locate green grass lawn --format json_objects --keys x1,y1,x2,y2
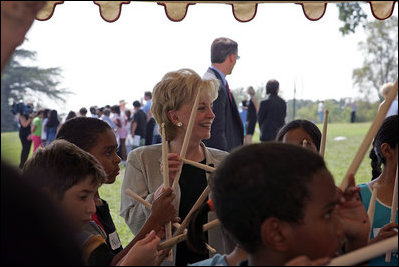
[
  {"x1": 250, "y1": 122, "x2": 372, "y2": 185},
  {"x1": 1, "y1": 122, "x2": 373, "y2": 247},
  {"x1": 1, "y1": 132, "x2": 33, "y2": 168}
]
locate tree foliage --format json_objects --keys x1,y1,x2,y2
[
  {"x1": 336, "y1": 3, "x2": 398, "y2": 101},
  {"x1": 1, "y1": 49, "x2": 72, "y2": 132},
  {"x1": 336, "y1": 2, "x2": 368, "y2": 36},
  {"x1": 352, "y1": 16, "x2": 398, "y2": 101}
]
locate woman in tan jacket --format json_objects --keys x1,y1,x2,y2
[{"x1": 120, "y1": 68, "x2": 231, "y2": 265}]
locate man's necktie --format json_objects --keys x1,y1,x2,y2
[{"x1": 226, "y1": 81, "x2": 232, "y2": 102}]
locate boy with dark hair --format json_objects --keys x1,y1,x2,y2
[
  {"x1": 211, "y1": 142, "x2": 370, "y2": 265},
  {"x1": 2, "y1": 161, "x2": 84, "y2": 265},
  {"x1": 56, "y1": 117, "x2": 177, "y2": 265},
  {"x1": 23, "y1": 139, "x2": 163, "y2": 266},
  {"x1": 23, "y1": 140, "x2": 110, "y2": 264}
]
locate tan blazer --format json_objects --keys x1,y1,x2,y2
[{"x1": 120, "y1": 142, "x2": 229, "y2": 262}]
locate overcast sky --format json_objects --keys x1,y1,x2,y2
[{"x1": 20, "y1": 1, "x2": 395, "y2": 116}]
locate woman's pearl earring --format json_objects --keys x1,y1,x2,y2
[{"x1": 177, "y1": 122, "x2": 183, "y2": 127}]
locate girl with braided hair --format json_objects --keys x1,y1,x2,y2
[{"x1": 358, "y1": 115, "x2": 398, "y2": 266}]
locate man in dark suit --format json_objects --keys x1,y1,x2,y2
[{"x1": 203, "y1": 37, "x2": 244, "y2": 152}]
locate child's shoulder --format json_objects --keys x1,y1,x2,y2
[
  {"x1": 357, "y1": 182, "x2": 372, "y2": 207},
  {"x1": 357, "y1": 183, "x2": 370, "y2": 189},
  {"x1": 357, "y1": 182, "x2": 372, "y2": 196},
  {"x1": 189, "y1": 253, "x2": 227, "y2": 266},
  {"x1": 77, "y1": 229, "x2": 113, "y2": 266},
  {"x1": 81, "y1": 221, "x2": 107, "y2": 241}
]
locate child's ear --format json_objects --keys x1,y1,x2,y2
[
  {"x1": 260, "y1": 217, "x2": 291, "y2": 252},
  {"x1": 380, "y1": 143, "x2": 394, "y2": 160}
]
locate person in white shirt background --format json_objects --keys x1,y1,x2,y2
[{"x1": 378, "y1": 82, "x2": 398, "y2": 118}]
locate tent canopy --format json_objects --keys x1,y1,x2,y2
[{"x1": 36, "y1": 1, "x2": 397, "y2": 23}]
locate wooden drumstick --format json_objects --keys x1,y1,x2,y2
[
  {"x1": 367, "y1": 183, "x2": 381, "y2": 240},
  {"x1": 173, "y1": 185, "x2": 211, "y2": 237},
  {"x1": 125, "y1": 188, "x2": 180, "y2": 233},
  {"x1": 158, "y1": 219, "x2": 221, "y2": 250},
  {"x1": 161, "y1": 123, "x2": 170, "y2": 189},
  {"x1": 340, "y1": 79, "x2": 398, "y2": 191},
  {"x1": 320, "y1": 109, "x2": 329, "y2": 157},
  {"x1": 161, "y1": 123, "x2": 173, "y2": 261},
  {"x1": 180, "y1": 157, "x2": 215, "y2": 172},
  {"x1": 125, "y1": 188, "x2": 152, "y2": 209},
  {"x1": 205, "y1": 243, "x2": 217, "y2": 253},
  {"x1": 328, "y1": 235, "x2": 398, "y2": 266},
  {"x1": 385, "y1": 164, "x2": 398, "y2": 262},
  {"x1": 172, "y1": 88, "x2": 201, "y2": 192}
]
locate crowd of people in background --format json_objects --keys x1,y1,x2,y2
[
  {"x1": 16, "y1": 107, "x2": 61, "y2": 168},
  {"x1": 14, "y1": 92, "x2": 163, "y2": 169},
  {"x1": 14, "y1": 55, "x2": 398, "y2": 171}
]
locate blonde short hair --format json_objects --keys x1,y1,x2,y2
[
  {"x1": 246, "y1": 86, "x2": 255, "y2": 96},
  {"x1": 380, "y1": 82, "x2": 394, "y2": 98},
  {"x1": 151, "y1": 68, "x2": 218, "y2": 141}
]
